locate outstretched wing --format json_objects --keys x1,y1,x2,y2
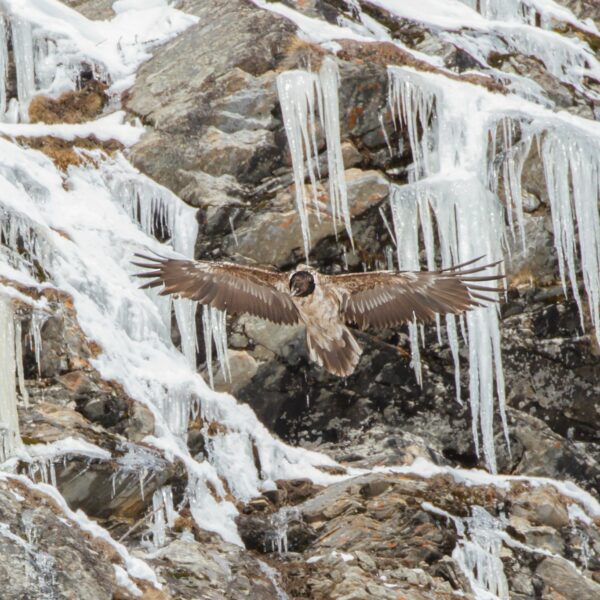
[
  {"x1": 133, "y1": 253, "x2": 300, "y2": 325},
  {"x1": 329, "y1": 258, "x2": 504, "y2": 329}
]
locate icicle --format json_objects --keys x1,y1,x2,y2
[
  {"x1": 389, "y1": 184, "x2": 423, "y2": 385},
  {"x1": 30, "y1": 311, "x2": 45, "y2": 377},
  {"x1": 0, "y1": 17, "x2": 8, "y2": 118},
  {"x1": 11, "y1": 17, "x2": 35, "y2": 122},
  {"x1": 202, "y1": 306, "x2": 230, "y2": 388},
  {"x1": 277, "y1": 59, "x2": 352, "y2": 259},
  {"x1": 173, "y1": 299, "x2": 198, "y2": 371},
  {"x1": 265, "y1": 507, "x2": 299, "y2": 554},
  {"x1": 320, "y1": 57, "x2": 353, "y2": 247},
  {"x1": 0, "y1": 295, "x2": 21, "y2": 462},
  {"x1": 276, "y1": 70, "x2": 322, "y2": 259},
  {"x1": 14, "y1": 319, "x2": 29, "y2": 408},
  {"x1": 229, "y1": 210, "x2": 240, "y2": 246},
  {"x1": 161, "y1": 485, "x2": 176, "y2": 528},
  {"x1": 151, "y1": 488, "x2": 166, "y2": 548}
]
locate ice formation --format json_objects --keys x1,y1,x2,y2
[
  {"x1": 0, "y1": 296, "x2": 21, "y2": 462},
  {"x1": 0, "y1": 0, "x2": 196, "y2": 122},
  {"x1": 0, "y1": 0, "x2": 347, "y2": 559},
  {"x1": 386, "y1": 57, "x2": 600, "y2": 472},
  {"x1": 423, "y1": 502, "x2": 509, "y2": 600},
  {"x1": 0, "y1": 2, "x2": 597, "y2": 593},
  {"x1": 388, "y1": 67, "x2": 508, "y2": 473},
  {"x1": 0, "y1": 127, "x2": 342, "y2": 547},
  {"x1": 276, "y1": 56, "x2": 352, "y2": 259}
]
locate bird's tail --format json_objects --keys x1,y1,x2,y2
[{"x1": 305, "y1": 325, "x2": 362, "y2": 377}]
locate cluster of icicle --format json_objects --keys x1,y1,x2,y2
[
  {"x1": 274, "y1": 2, "x2": 600, "y2": 474},
  {"x1": 276, "y1": 56, "x2": 353, "y2": 259},
  {"x1": 386, "y1": 65, "x2": 600, "y2": 473}
]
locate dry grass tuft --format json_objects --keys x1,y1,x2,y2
[
  {"x1": 15, "y1": 135, "x2": 123, "y2": 171},
  {"x1": 278, "y1": 36, "x2": 327, "y2": 72},
  {"x1": 28, "y1": 80, "x2": 108, "y2": 125}
]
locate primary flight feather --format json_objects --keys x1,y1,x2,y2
[{"x1": 133, "y1": 253, "x2": 504, "y2": 377}]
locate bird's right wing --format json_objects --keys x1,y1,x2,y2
[{"x1": 133, "y1": 253, "x2": 300, "y2": 325}]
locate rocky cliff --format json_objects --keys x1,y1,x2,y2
[{"x1": 0, "y1": 0, "x2": 599, "y2": 598}]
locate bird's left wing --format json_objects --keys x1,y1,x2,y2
[
  {"x1": 328, "y1": 258, "x2": 504, "y2": 329},
  {"x1": 133, "y1": 253, "x2": 300, "y2": 325}
]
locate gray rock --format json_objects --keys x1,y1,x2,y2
[{"x1": 537, "y1": 556, "x2": 600, "y2": 600}]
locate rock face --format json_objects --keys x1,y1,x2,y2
[
  {"x1": 2, "y1": 0, "x2": 600, "y2": 598},
  {"x1": 237, "y1": 470, "x2": 600, "y2": 600}
]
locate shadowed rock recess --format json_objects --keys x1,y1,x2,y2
[{"x1": 1, "y1": 0, "x2": 600, "y2": 598}]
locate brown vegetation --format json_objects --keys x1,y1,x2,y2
[
  {"x1": 28, "y1": 80, "x2": 108, "y2": 125},
  {"x1": 14, "y1": 135, "x2": 123, "y2": 170},
  {"x1": 277, "y1": 36, "x2": 327, "y2": 72}
]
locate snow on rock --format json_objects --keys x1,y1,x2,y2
[{"x1": 0, "y1": 111, "x2": 144, "y2": 145}]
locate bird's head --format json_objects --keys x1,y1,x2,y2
[{"x1": 289, "y1": 270, "x2": 315, "y2": 297}]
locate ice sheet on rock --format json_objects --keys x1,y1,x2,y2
[
  {"x1": 0, "y1": 135, "x2": 344, "y2": 545},
  {"x1": 371, "y1": 0, "x2": 600, "y2": 99},
  {"x1": 423, "y1": 502, "x2": 509, "y2": 600},
  {"x1": 458, "y1": 0, "x2": 599, "y2": 32},
  {"x1": 0, "y1": 295, "x2": 21, "y2": 463},
  {"x1": 0, "y1": 471, "x2": 159, "y2": 589},
  {"x1": 98, "y1": 153, "x2": 199, "y2": 370}
]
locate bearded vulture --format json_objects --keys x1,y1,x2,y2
[{"x1": 133, "y1": 253, "x2": 503, "y2": 377}]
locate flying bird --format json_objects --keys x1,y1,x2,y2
[{"x1": 133, "y1": 253, "x2": 504, "y2": 377}]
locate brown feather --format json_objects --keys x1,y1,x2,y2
[
  {"x1": 133, "y1": 253, "x2": 300, "y2": 325},
  {"x1": 328, "y1": 259, "x2": 505, "y2": 329}
]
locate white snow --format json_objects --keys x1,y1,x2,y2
[
  {"x1": 0, "y1": 111, "x2": 144, "y2": 145},
  {"x1": 25, "y1": 437, "x2": 112, "y2": 462},
  {"x1": 375, "y1": 456, "x2": 600, "y2": 521}
]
